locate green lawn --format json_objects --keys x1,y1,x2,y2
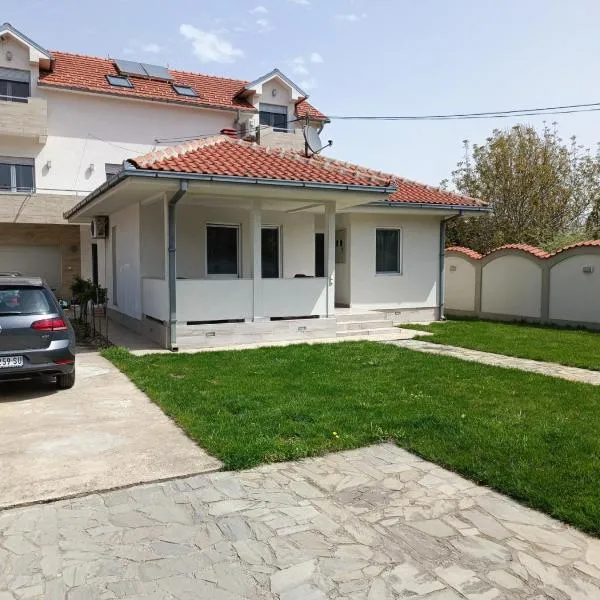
[
  {"x1": 402, "y1": 319, "x2": 600, "y2": 371},
  {"x1": 104, "y1": 342, "x2": 600, "y2": 535}
]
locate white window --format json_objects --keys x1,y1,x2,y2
[
  {"x1": 376, "y1": 229, "x2": 401, "y2": 274},
  {"x1": 0, "y1": 157, "x2": 35, "y2": 193},
  {"x1": 259, "y1": 103, "x2": 288, "y2": 132},
  {"x1": 261, "y1": 226, "x2": 281, "y2": 278},
  {"x1": 206, "y1": 225, "x2": 240, "y2": 277},
  {"x1": 0, "y1": 67, "x2": 30, "y2": 103}
]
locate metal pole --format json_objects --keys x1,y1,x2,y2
[{"x1": 167, "y1": 180, "x2": 189, "y2": 351}]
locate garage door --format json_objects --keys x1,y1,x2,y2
[{"x1": 0, "y1": 246, "x2": 62, "y2": 291}]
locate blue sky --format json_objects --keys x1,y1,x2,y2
[{"x1": 6, "y1": 0, "x2": 600, "y2": 187}]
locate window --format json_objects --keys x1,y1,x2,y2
[
  {"x1": 261, "y1": 227, "x2": 280, "y2": 278},
  {"x1": 0, "y1": 158, "x2": 35, "y2": 193},
  {"x1": 172, "y1": 84, "x2": 197, "y2": 97},
  {"x1": 259, "y1": 103, "x2": 288, "y2": 132},
  {"x1": 106, "y1": 75, "x2": 133, "y2": 88},
  {"x1": 105, "y1": 163, "x2": 121, "y2": 182},
  {"x1": 0, "y1": 67, "x2": 30, "y2": 103},
  {"x1": 206, "y1": 225, "x2": 239, "y2": 277},
  {"x1": 0, "y1": 287, "x2": 52, "y2": 315},
  {"x1": 376, "y1": 229, "x2": 401, "y2": 274}
]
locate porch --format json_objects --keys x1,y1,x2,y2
[{"x1": 130, "y1": 182, "x2": 339, "y2": 349}]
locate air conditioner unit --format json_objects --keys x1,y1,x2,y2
[{"x1": 91, "y1": 216, "x2": 109, "y2": 239}]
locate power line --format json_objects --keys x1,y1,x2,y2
[{"x1": 326, "y1": 102, "x2": 600, "y2": 121}]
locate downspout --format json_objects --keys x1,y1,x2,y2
[
  {"x1": 438, "y1": 211, "x2": 462, "y2": 320},
  {"x1": 168, "y1": 180, "x2": 189, "y2": 351}
]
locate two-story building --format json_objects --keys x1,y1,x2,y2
[{"x1": 0, "y1": 23, "x2": 326, "y2": 300}]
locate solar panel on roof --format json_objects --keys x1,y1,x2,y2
[
  {"x1": 114, "y1": 58, "x2": 147, "y2": 77},
  {"x1": 141, "y1": 63, "x2": 172, "y2": 81}
]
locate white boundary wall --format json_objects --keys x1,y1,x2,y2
[{"x1": 444, "y1": 244, "x2": 600, "y2": 328}]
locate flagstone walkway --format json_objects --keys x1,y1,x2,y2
[
  {"x1": 2, "y1": 443, "x2": 599, "y2": 599},
  {"x1": 391, "y1": 339, "x2": 600, "y2": 386}
]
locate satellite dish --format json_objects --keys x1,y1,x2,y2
[{"x1": 303, "y1": 126, "x2": 332, "y2": 157}]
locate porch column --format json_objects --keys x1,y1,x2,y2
[
  {"x1": 250, "y1": 200, "x2": 264, "y2": 320},
  {"x1": 324, "y1": 202, "x2": 336, "y2": 317}
]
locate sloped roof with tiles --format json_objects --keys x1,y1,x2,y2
[
  {"x1": 130, "y1": 137, "x2": 487, "y2": 207},
  {"x1": 129, "y1": 136, "x2": 394, "y2": 187},
  {"x1": 38, "y1": 51, "x2": 327, "y2": 120}
]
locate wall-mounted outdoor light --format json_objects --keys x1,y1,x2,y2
[{"x1": 582, "y1": 265, "x2": 594, "y2": 274}]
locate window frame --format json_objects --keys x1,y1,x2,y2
[
  {"x1": 375, "y1": 227, "x2": 402, "y2": 275},
  {"x1": 205, "y1": 223, "x2": 241, "y2": 279},
  {"x1": 106, "y1": 75, "x2": 134, "y2": 88},
  {"x1": 172, "y1": 84, "x2": 198, "y2": 97},
  {"x1": 261, "y1": 225, "x2": 282, "y2": 279},
  {"x1": 0, "y1": 157, "x2": 35, "y2": 194},
  {"x1": 0, "y1": 68, "x2": 31, "y2": 103},
  {"x1": 259, "y1": 103, "x2": 289, "y2": 133}
]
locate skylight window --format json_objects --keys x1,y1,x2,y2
[
  {"x1": 172, "y1": 84, "x2": 197, "y2": 97},
  {"x1": 106, "y1": 75, "x2": 133, "y2": 88}
]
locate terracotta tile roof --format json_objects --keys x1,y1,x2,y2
[
  {"x1": 487, "y1": 244, "x2": 551, "y2": 259},
  {"x1": 549, "y1": 239, "x2": 600, "y2": 257},
  {"x1": 130, "y1": 136, "x2": 395, "y2": 188},
  {"x1": 38, "y1": 51, "x2": 327, "y2": 121},
  {"x1": 445, "y1": 246, "x2": 483, "y2": 259},
  {"x1": 304, "y1": 156, "x2": 486, "y2": 208}
]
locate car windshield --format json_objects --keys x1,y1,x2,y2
[{"x1": 0, "y1": 287, "x2": 53, "y2": 316}]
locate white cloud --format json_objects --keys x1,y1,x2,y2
[
  {"x1": 179, "y1": 24, "x2": 244, "y2": 63},
  {"x1": 256, "y1": 18, "x2": 273, "y2": 33},
  {"x1": 123, "y1": 40, "x2": 163, "y2": 57},
  {"x1": 309, "y1": 52, "x2": 323, "y2": 63},
  {"x1": 336, "y1": 13, "x2": 367, "y2": 22},
  {"x1": 141, "y1": 42, "x2": 161, "y2": 54},
  {"x1": 288, "y1": 0, "x2": 310, "y2": 4},
  {"x1": 299, "y1": 78, "x2": 317, "y2": 91},
  {"x1": 250, "y1": 5, "x2": 268, "y2": 13}
]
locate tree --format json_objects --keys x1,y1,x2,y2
[{"x1": 444, "y1": 124, "x2": 600, "y2": 253}]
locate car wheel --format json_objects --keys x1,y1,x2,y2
[{"x1": 56, "y1": 370, "x2": 76, "y2": 390}]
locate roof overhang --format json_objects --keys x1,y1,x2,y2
[
  {"x1": 359, "y1": 200, "x2": 491, "y2": 216},
  {"x1": 0, "y1": 23, "x2": 53, "y2": 69},
  {"x1": 238, "y1": 68, "x2": 308, "y2": 102},
  {"x1": 66, "y1": 169, "x2": 397, "y2": 223}
]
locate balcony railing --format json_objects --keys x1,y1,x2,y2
[{"x1": 0, "y1": 96, "x2": 48, "y2": 142}]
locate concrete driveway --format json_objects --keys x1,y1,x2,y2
[{"x1": 0, "y1": 351, "x2": 221, "y2": 509}]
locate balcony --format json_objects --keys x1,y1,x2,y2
[{"x1": 0, "y1": 97, "x2": 48, "y2": 143}]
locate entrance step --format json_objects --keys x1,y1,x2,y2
[
  {"x1": 336, "y1": 328, "x2": 402, "y2": 339},
  {"x1": 335, "y1": 312, "x2": 388, "y2": 323},
  {"x1": 337, "y1": 319, "x2": 394, "y2": 332}
]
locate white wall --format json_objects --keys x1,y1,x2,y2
[
  {"x1": 334, "y1": 213, "x2": 351, "y2": 305},
  {"x1": 481, "y1": 255, "x2": 542, "y2": 318},
  {"x1": 346, "y1": 213, "x2": 440, "y2": 309},
  {"x1": 445, "y1": 255, "x2": 476, "y2": 312},
  {"x1": 175, "y1": 204, "x2": 315, "y2": 279},
  {"x1": 107, "y1": 203, "x2": 141, "y2": 319},
  {"x1": 549, "y1": 255, "x2": 600, "y2": 324},
  {"x1": 140, "y1": 199, "x2": 165, "y2": 278},
  {"x1": 38, "y1": 91, "x2": 233, "y2": 196}
]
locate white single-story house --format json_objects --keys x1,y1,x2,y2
[{"x1": 66, "y1": 135, "x2": 488, "y2": 350}]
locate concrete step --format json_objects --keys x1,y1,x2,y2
[
  {"x1": 336, "y1": 327, "x2": 401, "y2": 338},
  {"x1": 335, "y1": 312, "x2": 386, "y2": 323},
  {"x1": 337, "y1": 319, "x2": 394, "y2": 332}
]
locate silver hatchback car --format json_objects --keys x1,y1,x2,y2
[{"x1": 0, "y1": 274, "x2": 76, "y2": 389}]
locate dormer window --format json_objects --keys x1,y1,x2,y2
[
  {"x1": 0, "y1": 68, "x2": 30, "y2": 103},
  {"x1": 106, "y1": 75, "x2": 133, "y2": 88},
  {"x1": 172, "y1": 84, "x2": 197, "y2": 97},
  {"x1": 259, "y1": 103, "x2": 288, "y2": 132}
]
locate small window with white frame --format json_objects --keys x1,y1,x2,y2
[
  {"x1": 206, "y1": 224, "x2": 240, "y2": 277},
  {"x1": 0, "y1": 157, "x2": 35, "y2": 193},
  {"x1": 0, "y1": 67, "x2": 30, "y2": 103},
  {"x1": 375, "y1": 228, "x2": 401, "y2": 274},
  {"x1": 259, "y1": 103, "x2": 288, "y2": 132}
]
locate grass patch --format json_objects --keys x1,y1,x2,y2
[
  {"x1": 103, "y1": 342, "x2": 600, "y2": 535},
  {"x1": 402, "y1": 318, "x2": 600, "y2": 371}
]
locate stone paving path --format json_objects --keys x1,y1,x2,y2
[
  {"x1": 2, "y1": 443, "x2": 600, "y2": 599},
  {"x1": 391, "y1": 339, "x2": 600, "y2": 386}
]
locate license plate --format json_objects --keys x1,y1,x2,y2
[{"x1": 0, "y1": 356, "x2": 23, "y2": 368}]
